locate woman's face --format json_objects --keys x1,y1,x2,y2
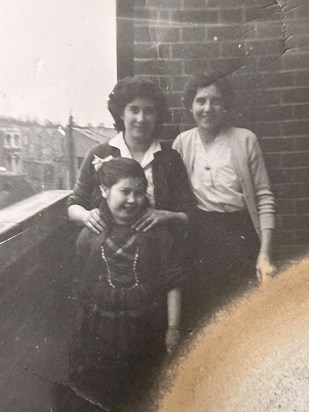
[
  {"x1": 121, "y1": 97, "x2": 157, "y2": 143},
  {"x1": 191, "y1": 84, "x2": 225, "y2": 134},
  {"x1": 101, "y1": 177, "x2": 146, "y2": 224}
]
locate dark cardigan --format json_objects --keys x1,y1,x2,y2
[{"x1": 67, "y1": 142, "x2": 197, "y2": 220}]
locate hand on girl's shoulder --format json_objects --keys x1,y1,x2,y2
[{"x1": 137, "y1": 224, "x2": 172, "y2": 241}]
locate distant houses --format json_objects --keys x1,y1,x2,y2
[
  {"x1": 0, "y1": 118, "x2": 116, "y2": 208},
  {"x1": 72, "y1": 125, "x2": 116, "y2": 169}
]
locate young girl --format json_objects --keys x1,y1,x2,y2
[{"x1": 68, "y1": 157, "x2": 183, "y2": 411}]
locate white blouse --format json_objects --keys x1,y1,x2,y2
[{"x1": 191, "y1": 130, "x2": 246, "y2": 212}]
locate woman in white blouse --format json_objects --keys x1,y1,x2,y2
[{"x1": 173, "y1": 72, "x2": 276, "y2": 329}]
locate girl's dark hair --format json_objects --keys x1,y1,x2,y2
[
  {"x1": 183, "y1": 72, "x2": 233, "y2": 111},
  {"x1": 107, "y1": 77, "x2": 168, "y2": 136},
  {"x1": 98, "y1": 157, "x2": 147, "y2": 190}
]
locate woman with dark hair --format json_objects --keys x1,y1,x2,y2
[
  {"x1": 67, "y1": 77, "x2": 195, "y2": 235},
  {"x1": 173, "y1": 72, "x2": 276, "y2": 329}
]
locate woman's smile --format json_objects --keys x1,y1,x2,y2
[
  {"x1": 133, "y1": 124, "x2": 147, "y2": 132},
  {"x1": 192, "y1": 84, "x2": 224, "y2": 133}
]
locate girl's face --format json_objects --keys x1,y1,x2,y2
[
  {"x1": 101, "y1": 177, "x2": 146, "y2": 224},
  {"x1": 121, "y1": 97, "x2": 157, "y2": 143},
  {"x1": 192, "y1": 84, "x2": 225, "y2": 134}
]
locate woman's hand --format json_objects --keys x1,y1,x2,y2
[
  {"x1": 165, "y1": 327, "x2": 181, "y2": 355},
  {"x1": 82, "y1": 208, "x2": 105, "y2": 234},
  {"x1": 132, "y1": 208, "x2": 172, "y2": 232},
  {"x1": 256, "y1": 253, "x2": 276, "y2": 284},
  {"x1": 257, "y1": 229, "x2": 276, "y2": 284}
]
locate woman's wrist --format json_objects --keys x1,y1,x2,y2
[
  {"x1": 258, "y1": 252, "x2": 272, "y2": 260},
  {"x1": 168, "y1": 211, "x2": 189, "y2": 225},
  {"x1": 257, "y1": 250, "x2": 273, "y2": 265},
  {"x1": 68, "y1": 205, "x2": 89, "y2": 226},
  {"x1": 168, "y1": 325, "x2": 180, "y2": 331},
  {"x1": 79, "y1": 209, "x2": 89, "y2": 224},
  {"x1": 259, "y1": 229, "x2": 274, "y2": 259}
]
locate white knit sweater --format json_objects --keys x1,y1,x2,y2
[{"x1": 173, "y1": 126, "x2": 276, "y2": 237}]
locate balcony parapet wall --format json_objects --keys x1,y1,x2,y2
[
  {"x1": 0, "y1": 191, "x2": 80, "y2": 410},
  {"x1": 0, "y1": 190, "x2": 72, "y2": 272}
]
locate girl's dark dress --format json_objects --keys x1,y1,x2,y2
[{"x1": 68, "y1": 222, "x2": 182, "y2": 411}]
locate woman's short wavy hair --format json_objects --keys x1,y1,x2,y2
[
  {"x1": 183, "y1": 72, "x2": 233, "y2": 112},
  {"x1": 107, "y1": 77, "x2": 168, "y2": 136}
]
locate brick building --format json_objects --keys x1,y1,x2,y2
[
  {"x1": 117, "y1": 0, "x2": 309, "y2": 261},
  {"x1": 0, "y1": 124, "x2": 67, "y2": 190}
]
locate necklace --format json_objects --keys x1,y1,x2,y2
[{"x1": 100, "y1": 245, "x2": 140, "y2": 289}]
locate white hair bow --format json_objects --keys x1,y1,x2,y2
[{"x1": 92, "y1": 155, "x2": 113, "y2": 171}]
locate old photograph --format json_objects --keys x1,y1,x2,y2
[{"x1": 0, "y1": 1, "x2": 309, "y2": 411}]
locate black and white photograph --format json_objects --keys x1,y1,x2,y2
[{"x1": 0, "y1": 1, "x2": 309, "y2": 411}]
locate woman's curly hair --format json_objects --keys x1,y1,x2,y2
[
  {"x1": 107, "y1": 77, "x2": 168, "y2": 136},
  {"x1": 183, "y1": 72, "x2": 233, "y2": 112}
]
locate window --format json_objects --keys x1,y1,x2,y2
[
  {"x1": 5, "y1": 154, "x2": 12, "y2": 171},
  {"x1": 13, "y1": 134, "x2": 21, "y2": 147},
  {"x1": 5, "y1": 134, "x2": 11, "y2": 147}
]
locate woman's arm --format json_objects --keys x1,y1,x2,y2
[
  {"x1": 68, "y1": 205, "x2": 104, "y2": 234},
  {"x1": 166, "y1": 287, "x2": 182, "y2": 354},
  {"x1": 67, "y1": 145, "x2": 105, "y2": 233},
  {"x1": 132, "y1": 209, "x2": 188, "y2": 232},
  {"x1": 249, "y1": 135, "x2": 276, "y2": 282}
]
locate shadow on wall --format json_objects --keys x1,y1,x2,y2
[{"x1": 155, "y1": 254, "x2": 309, "y2": 412}]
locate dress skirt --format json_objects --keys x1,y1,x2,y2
[
  {"x1": 68, "y1": 302, "x2": 166, "y2": 411},
  {"x1": 183, "y1": 209, "x2": 260, "y2": 334}
]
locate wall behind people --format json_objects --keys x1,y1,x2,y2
[{"x1": 130, "y1": 0, "x2": 309, "y2": 262}]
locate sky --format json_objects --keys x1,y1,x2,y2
[{"x1": 0, "y1": 0, "x2": 117, "y2": 127}]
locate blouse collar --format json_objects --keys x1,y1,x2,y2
[{"x1": 109, "y1": 132, "x2": 162, "y2": 168}]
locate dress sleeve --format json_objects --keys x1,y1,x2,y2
[
  {"x1": 153, "y1": 227, "x2": 185, "y2": 292},
  {"x1": 71, "y1": 227, "x2": 98, "y2": 301},
  {"x1": 249, "y1": 134, "x2": 276, "y2": 231},
  {"x1": 67, "y1": 146, "x2": 100, "y2": 210}
]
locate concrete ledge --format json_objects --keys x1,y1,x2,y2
[
  {"x1": 0, "y1": 190, "x2": 72, "y2": 271},
  {"x1": 0, "y1": 191, "x2": 77, "y2": 411},
  {"x1": 0, "y1": 190, "x2": 72, "y2": 236}
]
